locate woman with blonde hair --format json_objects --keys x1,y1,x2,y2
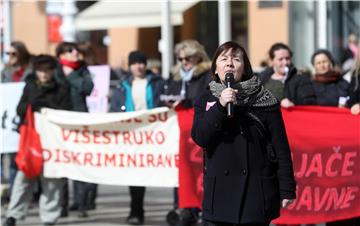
[
  {"x1": 162, "y1": 39, "x2": 211, "y2": 108},
  {"x1": 348, "y1": 43, "x2": 360, "y2": 115},
  {"x1": 163, "y1": 40, "x2": 211, "y2": 226}
]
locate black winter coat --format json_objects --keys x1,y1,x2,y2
[
  {"x1": 347, "y1": 73, "x2": 360, "y2": 107},
  {"x1": 258, "y1": 67, "x2": 316, "y2": 105},
  {"x1": 16, "y1": 75, "x2": 72, "y2": 126},
  {"x1": 191, "y1": 90, "x2": 296, "y2": 224},
  {"x1": 312, "y1": 78, "x2": 350, "y2": 106}
]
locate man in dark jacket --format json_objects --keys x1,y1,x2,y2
[
  {"x1": 110, "y1": 50, "x2": 164, "y2": 225},
  {"x1": 257, "y1": 43, "x2": 316, "y2": 107}
]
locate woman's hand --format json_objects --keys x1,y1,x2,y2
[
  {"x1": 219, "y1": 88, "x2": 238, "y2": 107},
  {"x1": 280, "y1": 98, "x2": 295, "y2": 108},
  {"x1": 350, "y1": 103, "x2": 360, "y2": 115},
  {"x1": 281, "y1": 199, "x2": 294, "y2": 208}
]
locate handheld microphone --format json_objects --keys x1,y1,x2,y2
[
  {"x1": 284, "y1": 66, "x2": 289, "y2": 77},
  {"x1": 225, "y1": 73, "x2": 234, "y2": 118}
]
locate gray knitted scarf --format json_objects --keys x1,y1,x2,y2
[{"x1": 209, "y1": 76, "x2": 278, "y2": 108}]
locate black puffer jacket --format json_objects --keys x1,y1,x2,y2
[
  {"x1": 257, "y1": 67, "x2": 316, "y2": 105},
  {"x1": 16, "y1": 75, "x2": 72, "y2": 126}
]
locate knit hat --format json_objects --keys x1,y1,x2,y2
[{"x1": 128, "y1": 50, "x2": 147, "y2": 66}]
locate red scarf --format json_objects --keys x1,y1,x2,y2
[
  {"x1": 60, "y1": 59, "x2": 81, "y2": 70},
  {"x1": 314, "y1": 70, "x2": 341, "y2": 84},
  {"x1": 12, "y1": 67, "x2": 26, "y2": 82}
]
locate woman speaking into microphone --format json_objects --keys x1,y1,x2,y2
[{"x1": 191, "y1": 41, "x2": 296, "y2": 226}]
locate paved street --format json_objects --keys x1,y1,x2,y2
[{"x1": 1, "y1": 184, "x2": 173, "y2": 226}]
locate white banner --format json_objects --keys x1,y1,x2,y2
[
  {"x1": 35, "y1": 107, "x2": 179, "y2": 187},
  {"x1": 0, "y1": 82, "x2": 25, "y2": 153},
  {"x1": 86, "y1": 65, "x2": 110, "y2": 113}
]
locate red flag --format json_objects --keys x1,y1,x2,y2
[{"x1": 177, "y1": 106, "x2": 203, "y2": 209}]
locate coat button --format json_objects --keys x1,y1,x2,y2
[
  {"x1": 121, "y1": 105, "x2": 126, "y2": 111},
  {"x1": 223, "y1": 170, "x2": 230, "y2": 176},
  {"x1": 242, "y1": 169, "x2": 247, "y2": 175}
]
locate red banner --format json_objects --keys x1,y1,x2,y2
[
  {"x1": 177, "y1": 106, "x2": 360, "y2": 224},
  {"x1": 177, "y1": 106, "x2": 203, "y2": 209}
]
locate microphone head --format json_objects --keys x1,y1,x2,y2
[
  {"x1": 284, "y1": 66, "x2": 289, "y2": 75},
  {"x1": 225, "y1": 73, "x2": 234, "y2": 83}
]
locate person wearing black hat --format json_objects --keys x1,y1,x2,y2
[{"x1": 109, "y1": 50, "x2": 165, "y2": 225}]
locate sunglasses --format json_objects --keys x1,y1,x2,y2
[
  {"x1": 64, "y1": 47, "x2": 78, "y2": 54},
  {"x1": 178, "y1": 56, "x2": 191, "y2": 62},
  {"x1": 6, "y1": 51, "x2": 17, "y2": 57}
]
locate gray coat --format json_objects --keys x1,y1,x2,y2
[
  {"x1": 55, "y1": 64, "x2": 94, "y2": 112},
  {"x1": 1, "y1": 66, "x2": 32, "y2": 83}
]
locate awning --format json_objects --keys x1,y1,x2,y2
[{"x1": 75, "y1": 0, "x2": 199, "y2": 30}]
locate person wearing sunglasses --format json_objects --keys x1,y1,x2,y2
[
  {"x1": 162, "y1": 39, "x2": 212, "y2": 109},
  {"x1": 1, "y1": 41, "x2": 33, "y2": 209},
  {"x1": 54, "y1": 42, "x2": 94, "y2": 219},
  {"x1": 1, "y1": 41, "x2": 32, "y2": 83},
  {"x1": 161, "y1": 40, "x2": 211, "y2": 226}
]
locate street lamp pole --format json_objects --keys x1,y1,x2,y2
[
  {"x1": 60, "y1": 0, "x2": 77, "y2": 42},
  {"x1": 160, "y1": 0, "x2": 173, "y2": 80},
  {"x1": 218, "y1": 0, "x2": 231, "y2": 45}
]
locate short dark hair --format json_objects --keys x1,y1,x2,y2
[
  {"x1": 269, "y1": 43, "x2": 293, "y2": 60},
  {"x1": 311, "y1": 49, "x2": 335, "y2": 66},
  {"x1": 55, "y1": 42, "x2": 78, "y2": 58},
  {"x1": 211, "y1": 41, "x2": 253, "y2": 82},
  {"x1": 33, "y1": 54, "x2": 57, "y2": 71}
]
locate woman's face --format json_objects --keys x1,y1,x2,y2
[
  {"x1": 178, "y1": 50, "x2": 199, "y2": 71},
  {"x1": 272, "y1": 49, "x2": 292, "y2": 76},
  {"x1": 215, "y1": 48, "x2": 244, "y2": 83},
  {"x1": 313, "y1": 53, "x2": 333, "y2": 74},
  {"x1": 7, "y1": 46, "x2": 19, "y2": 66},
  {"x1": 60, "y1": 47, "x2": 79, "y2": 62},
  {"x1": 36, "y1": 68, "x2": 54, "y2": 84}
]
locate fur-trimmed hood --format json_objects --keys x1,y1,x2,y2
[{"x1": 171, "y1": 61, "x2": 211, "y2": 81}]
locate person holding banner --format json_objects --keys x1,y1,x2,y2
[
  {"x1": 3, "y1": 54, "x2": 72, "y2": 226},
  {"x1": 1, "y1": 41, "x2": 33, "y2": 202},
  {"x1": 55, "y1": 42, "x2": 95, "y2": 218},
  {"x1": 110, "y1": 50, "x2": 164, "y2": 225},
  {"x1": 191, "y1": 41, "x2": 296, "y2": 226},
  {"x1": 310, "y1": 49, "x2": 350, "y2": 108},
  {"x1": 257, "y1": 43, "x2": 316, "y2": 108}
]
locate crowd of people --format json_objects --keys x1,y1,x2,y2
[{"x1": 0, "y1": 33, "x2": 359, "y2": 226}]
